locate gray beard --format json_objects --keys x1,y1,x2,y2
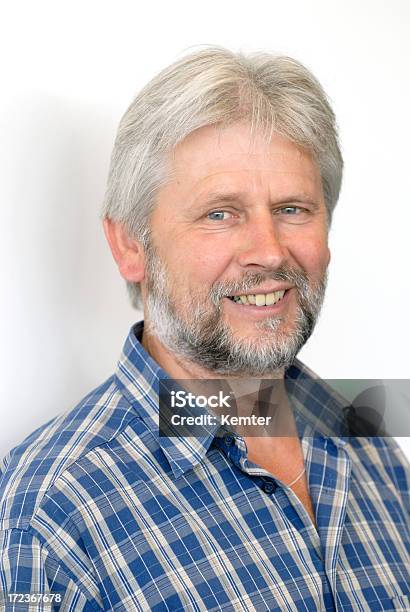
[{"x1": 144, "y1": 243, "x2": 327, "y2": 377}]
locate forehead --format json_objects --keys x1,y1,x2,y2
[{"x1": 167, "y1": 122, "x2": 322, "y2": 200}]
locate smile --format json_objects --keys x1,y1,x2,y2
[{"x1": 226, "y1": 290, "x2": 286, "y2": 307}]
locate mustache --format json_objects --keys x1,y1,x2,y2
[{"x1": 209, "y1": 266, "x2": 311, "y2": 305}]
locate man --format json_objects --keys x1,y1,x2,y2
[{"x1": 0, "y1": 48, "x2": 409, "y2": 611}]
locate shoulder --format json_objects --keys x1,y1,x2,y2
[
  {"x1": 353, "y1": 436, "x2": 410, "y2": 483},
  {"x1": 347, "y1": 436, "x2": 410, "y2": 514},
  {"x1": 0, "y1": 375, "x2": 140, "y2": 531}
]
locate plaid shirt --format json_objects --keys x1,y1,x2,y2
[{"x1": 1, "y1": 322, "x2": 409, "y2": 611}]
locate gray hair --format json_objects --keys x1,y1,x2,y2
[{"x1": 101, "y1": 46, "x2": 343, "y2": 309}]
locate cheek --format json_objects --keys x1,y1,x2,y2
[
  {"x1": 168, "y1": 238, "x2": 233, "y2": 286},
  {"x1": 291, "y1": 237, "x2": 330, "y2": 276}
]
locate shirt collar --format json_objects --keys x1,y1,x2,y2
[
  {"x1": 114, "y1": 321, "x2": 219, "y2": 479},
  {"x1": 114, "y1": 321, "x2": 347, "y2": 479},
  {"x1": 285, "y1": 360, "x2": 348, "y2": 448}
]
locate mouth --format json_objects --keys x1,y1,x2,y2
[{"x1": 226, "y1": 289, "x2": 287, "y2": 307}]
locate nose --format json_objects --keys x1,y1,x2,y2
[{"x1": 236, "y1": 211, "x2": 289, "y2": 271}]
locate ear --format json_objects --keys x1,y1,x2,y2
[{"x1": 103, "y1": 218, "x2": 145, "y2": 283}]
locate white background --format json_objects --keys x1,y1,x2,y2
[{"x1": 1, "y1": 0, "x2": 409, "y2": 459}]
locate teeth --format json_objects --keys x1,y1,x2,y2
[{"x1": 229, "y1": 290, "x2": 286, "y2": 306}]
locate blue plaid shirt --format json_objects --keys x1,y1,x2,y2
[{"x1": 1, "y1": 322, "x2": 409, "y2": 611}]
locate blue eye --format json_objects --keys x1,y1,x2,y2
[
  {"x1": 280, "y1": 206, "x2": 301, "y2": 215},
  {"x1": 207, "y1": 210, "x2": 229, "y2": 221}
]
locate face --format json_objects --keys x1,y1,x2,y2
[{"x1": 143, "y1": 122, "x2": 330, "y2": 376}]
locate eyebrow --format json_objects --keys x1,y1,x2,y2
[
  {"x1": 197, "y1": 191, "x2": 320, "y2": 209},
  {"x1": 197, "y1": 191, "x2": 246, "y2": 207}
]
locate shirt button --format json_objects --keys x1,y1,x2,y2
[
  {"x1": 262, "y1": 481, "x2": 276, "y2": 494},
  {"x1": 225, "y1": 435, "x2": 234, "y2": 447}
]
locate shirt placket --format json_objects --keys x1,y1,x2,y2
[
  {"x1": 305, "y1": 436, "x2": 352, "y2": 611},
  {"x1": 219, "y1": 433, "x2": 331, "y2": 610}
]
